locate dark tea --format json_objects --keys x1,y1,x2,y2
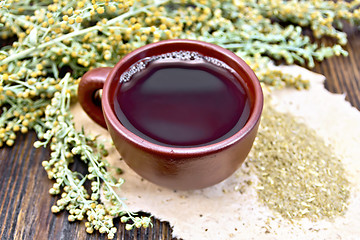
[{"x1": 114, "y1": 51, "x2": 250, "y2": 147}]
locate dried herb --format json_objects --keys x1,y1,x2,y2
[
  {"x1": 249, "y1": 101, "x2": 350, "y2": 220},
  {"x1": 34, "y1": 74, "x2": 151, "y2": 239}
]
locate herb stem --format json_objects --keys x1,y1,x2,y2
[{"x1": 0, "y1": 26, "x2": 99, "y2": 65}]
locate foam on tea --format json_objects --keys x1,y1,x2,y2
[{"x1": 114, "y1": 51, "x2": 250, "y2": 147}]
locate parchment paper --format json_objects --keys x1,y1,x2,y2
[{"x1": 72, "y1": 65, "x2": 360, "y2": 240}]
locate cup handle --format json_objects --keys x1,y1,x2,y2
[{"x1": 78, "y1": 67, "x2": 112, "y2": 128}]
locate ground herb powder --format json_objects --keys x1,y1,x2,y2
[{"x1": 248, "y1": 102, "x2": 350, "y2": 220}]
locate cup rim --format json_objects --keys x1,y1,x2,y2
[{"x1": 102, "y1": 39, "x2": 263, "y2": 157}]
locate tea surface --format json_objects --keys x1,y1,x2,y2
[{"x1": 114, "y1": 59, "x2": 250, "y2": 147}]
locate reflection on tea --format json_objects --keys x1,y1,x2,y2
[{"x1": 114, "y1": 52, "x2": 250, "y2": 147}]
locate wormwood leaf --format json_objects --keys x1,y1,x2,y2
[
  {"x1": 51, "y1": 62, "x2": 59, "y2": 79},
  {"x1": 28, "y1": 28, "x2": 38, "y2": 46}
]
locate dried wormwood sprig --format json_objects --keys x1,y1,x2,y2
[{"x1": 34, "y1": 73, "x2": 151, "y2": 239}]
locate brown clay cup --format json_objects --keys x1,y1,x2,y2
[{"x1": 78, "y1": 39, "x2": 263, "y2": 190}]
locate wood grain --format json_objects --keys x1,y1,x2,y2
[
  {"x1": 315, "y1": 25, "x2": 360, "y2": 110},
  {"x1": 0, "y1": 26, "x2": 359, "y2": 240}
]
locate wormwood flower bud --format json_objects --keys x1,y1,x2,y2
[
  {"x1": 134, "y1": 221, "x2": 142, "y2": 228},
  {"x1": 47, "y1": 171, "x2": 54, "y2": 179},
  {"x1": 88, "y1": 174, "x2": 96, "y2": 180},
  {"x1": 120, "y1": 216, "x2": 129, "y2": 223},
  {"x1": 21, "y1": 126, "x2": 28, "y2": 134},
  {"x1": 108, "y1": 232, "x2": 115, "y2": 239},
  {"x1": 91, "y1": 194, "x2": 99, "y2": 201},
  {"x1": 2, "y1": 73, "x2": 9, "y2": 81},
  {"x1": 141, "y1": 217, "x2": 151, "y2": 228},
  {"x1": 99, "y1": 226, "x2": 107, "y2": 233},
  {"x1": 51, "y1": 205, "x2": 60, "y2": 213},
  {"x1": 97, "y1": 7, "x2": 104, "y2": 14},
  {"x1": 34, "y1": 141, "x2": 43, "y2": 148},
  {"x1": 6, "y1": 139, "x2": 14, "y2": 146},
  {"x1": 71, "y1": 146, "x2": 81, "y2": 154},
  {"x1": 53, "y1": 183, "x2": 60, "y2": 189},
  {"x1": 49, "y1": 188, "x2": 57, "y2": 195},
  {"x1": 125, "y1": 224, "x2": 133, "y2": 231},
  {"x1": 75, "y1": 16, "x2": 82, "y2": 23},
  {"x1": 68, "y1": 215, "x2": 76, "y2": 222}
]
